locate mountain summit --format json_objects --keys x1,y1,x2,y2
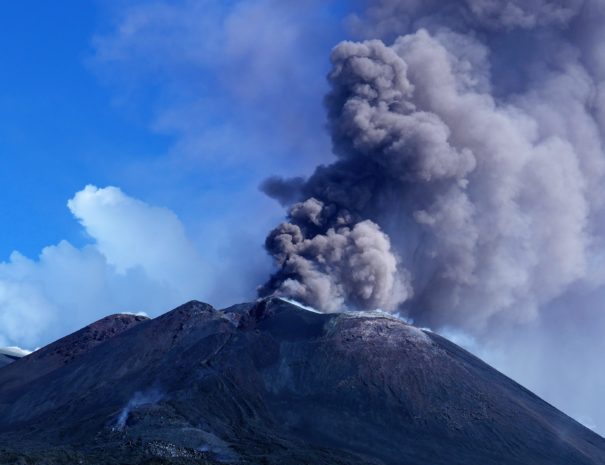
[{"x1": 0, "y1": 298, "x2": 603, "y2": 464}]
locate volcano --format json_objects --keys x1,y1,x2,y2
[{"x1": 0, "y1": 298, "x2": 603, "y2": 464}]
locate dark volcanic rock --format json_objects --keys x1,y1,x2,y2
[
  {"x1": 0, "y1": 298, "x2": 603, "y2": 465},
  {"x1": 0, "y1": 313, "x2": 149, "y2": 393}
]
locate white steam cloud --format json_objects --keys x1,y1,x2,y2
[{"x1": 0, "y1": 185, "x2": 207, "y2": 349}]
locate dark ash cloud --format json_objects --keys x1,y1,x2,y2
[
  {"x1": 260, "y1": 0, "x2": 605, "y2": 336},
  {"x1": 260, "y1": 176, "x2": 306, "y2": 206},
  {"x1": 259, "y1": 197, "x2": 411, "y2": 311}
]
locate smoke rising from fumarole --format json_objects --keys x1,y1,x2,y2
[
  {"x1": 114, "y1": 388, "x2": 164, "y2": 431},
  {"x1": 261, "y1": 0, "x2": 605, "y2": 334}
]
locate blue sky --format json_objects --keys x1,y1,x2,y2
[
  {"x1": 0, "y1": 0, "x2": 358, "y2": 348},
  {"x1": 0, "y1": 0, "x2": 353, "y2": 260},
  {"x1": 0, "y1": 1, "x2": 173, "y2": 257},
  {"x1": 1, "y1": 2, "x2": 116, "y2": 253}
]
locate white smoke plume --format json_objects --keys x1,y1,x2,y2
[
  {"x1": 261, "y1": 0, "x2": 605, "y2": 335},
  {"x1": 0, "y1": 185, "x2": 209, "y2": 349},
  {"x1": 114, "y1": 388, "x2": 165, "y2": 431}
]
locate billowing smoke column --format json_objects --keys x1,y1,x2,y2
[{"x1": 260, "y1": 0, "x2": 605, "y2": 334}]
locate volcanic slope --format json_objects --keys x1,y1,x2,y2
[{"x1": 0, "y1": 298, "x2": 603, "y2": 465}]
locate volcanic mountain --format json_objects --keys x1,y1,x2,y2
[{"x1": 0, "y1": 298, "x2": 603, "y2": 465}]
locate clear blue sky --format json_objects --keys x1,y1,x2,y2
[{"x1": 0, "y1": 1, "x2": 172, "y2": 257}]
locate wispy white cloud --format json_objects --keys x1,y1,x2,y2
[
  {"x1": 0, "y1": 346, "x2": 32, "y2": 357},
  {"x1": 91, "y1": 0, "x2": 339, "y2": 175}
]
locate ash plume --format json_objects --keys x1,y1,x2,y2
[
  {"x1": 259, "y1": 199, "x2": 411, "y2": 312},
  {"x1": 260, "y1": 0, "x2": 605, "y2": 334},
  {"x1": 349, "y1": 0, "x2": 586, "y2": 39}
]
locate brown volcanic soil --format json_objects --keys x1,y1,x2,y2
[{"x1": 0, "y1": 298, "x2": 603, "y2": 465}]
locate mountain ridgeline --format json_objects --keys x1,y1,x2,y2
[
  {"x1": 0, "y1": 298, "x2": 603, "y2": 464},
  {"x1": 0, "y1": 348, "x2": 24, "y2": 369}
]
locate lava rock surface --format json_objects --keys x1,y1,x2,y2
[{"x1": 0, "y1": 298, "x2": 603, "y2": 465}]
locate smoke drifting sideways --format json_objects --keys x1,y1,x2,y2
[{"x1": 260, "y1": 0, "x2": 605, "y2": 336}]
